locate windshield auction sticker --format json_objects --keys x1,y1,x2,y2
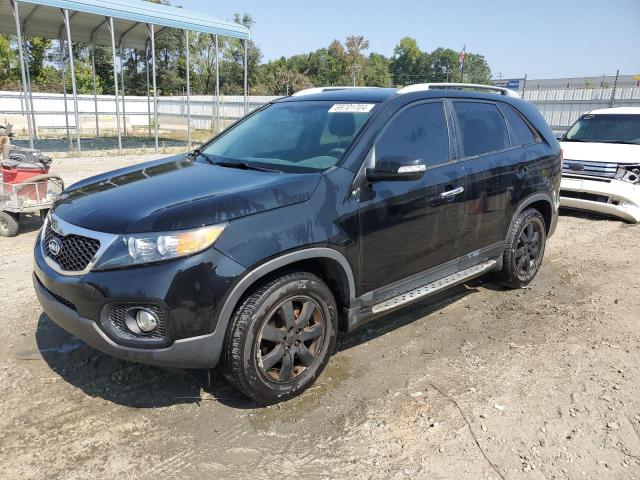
[{"x1": 329, "y1": 104, "x2": 375, "y2": 113}]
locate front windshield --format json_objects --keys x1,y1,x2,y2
[
  {"x1": 564, "y1": 114, "x2": 640, "y2": 144},
  {"x1": 202, "y1": 101, "x2": 375, "y2": 172}
]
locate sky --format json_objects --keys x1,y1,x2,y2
[{"x1": 176, "y1": 0, "x2": 639, "y2": 80}]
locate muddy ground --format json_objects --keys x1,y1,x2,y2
[{"x1": 1, "y1": 155, "x2": 639, "y2": 480}]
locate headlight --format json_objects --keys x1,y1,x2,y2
[{"x1": 93, "y1": 223, "x2": 227, "y2": 270}]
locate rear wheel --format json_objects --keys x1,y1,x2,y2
[
  {"x1": 222, "y1": 272, "x2": 338, "y2": 404},
  {"x1": 0, "y1": 212, "x2": 19, "y2": 237},
  {"x1": 496, "y1": 208, "x2": 546, "y2": 288}
]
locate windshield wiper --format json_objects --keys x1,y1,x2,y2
[
  {"x1": 188, "y1": 148, "x2": 215, "y2": 165},
  {"x1": 562, "y1": 138, "x2": 588, "y2": 142},
  {"x1": 214, "y1": 160, "x2": 281, "y2": 173}
]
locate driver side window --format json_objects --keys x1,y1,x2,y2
[{"x1": 376, "y1": 102, "x2": 450, "y2": 168}]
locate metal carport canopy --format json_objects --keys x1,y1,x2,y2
[{"x1": 0, "y1": 0, "x2": 250, "y2": 48}]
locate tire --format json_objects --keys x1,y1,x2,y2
[
  {"x1": 496, "y1": 208, "x2": 546, "y2": 289},
  {"x1": 222, "y1": 271, "x2": 338, "y2": 404},
  {"x1": 0, "y1": 211, "x2": 19, "y2": 237}
]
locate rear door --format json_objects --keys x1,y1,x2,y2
[
  {"x1": 358, "y1": 100, "x2": 466, "y2": 293},
  {"x1": 450, "y1": 100, "x2": 515, "y2": 265}
]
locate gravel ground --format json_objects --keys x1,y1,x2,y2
[{"x1": 1, "y1": 155, "x2": 639, "y2": 480}]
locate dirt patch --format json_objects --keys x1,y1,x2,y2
[{"x1": 1, "y1": 155, "x2": 639, "y2": 479}]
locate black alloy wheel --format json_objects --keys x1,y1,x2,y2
[
  {"x1": 514, "y1": 222, "x2": 542, "y2": 277},
  {"x1": 257, "y1": 296, "x2": 326, "y2": 383},
  {"x1": 497, "y1": 208, "x2": 547, "y2": 288},
  {"x1": 222, "y1": 271, "x2": 338, "y2": 404}
]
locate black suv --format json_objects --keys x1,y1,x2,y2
[{"x1": 34, "y1": 84, "x2": 561, "y2": 404}]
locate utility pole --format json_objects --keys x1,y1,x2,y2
[{"x1": 609, "y1": 69, "x2": 619, "y2": 108}]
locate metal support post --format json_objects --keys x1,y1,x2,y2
[
  {"x1": 215, "y1": 34, "x2": 220, "y2": 132},
  {"x1": 147, "y1": 23, "x2": 158, "y2": 152},
  {"x1": 119, "y1": 40, "x2": 127, "y2": 137},
  {"x1": 62, "y1": 8, "x2": 81, "y2": 152},
  {"x1": 610, "y1": 69, "x2": 619, "y2": 108},
  {"x1": 10, "y1": 0, "x2": 34, "y2": 148},
  {"x1": 90, "y1": 40, "x2": 100, "y2": 138},
  {"x1": 243, "y1": 38, "x2": 248, "y2": 115},
  {"x1": 107, "y1": 17, "x2": 122, "y2": 153},
  {"x1": 59, "y1": 36, "x2": 71, "y2": 147},
  {"x1": 184, "y1": 30, "x2": 191, "y2": 149},
  {"x1": 145, "y1": 41, "x2": 151, "y2": 138},
  {"x1": 21, "y1": 33, "x2": 37, "y2": 141}
]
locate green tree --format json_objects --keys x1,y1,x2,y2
[
  {"x1": 345, "y1": 35, "x2": 370, "y2": 86},
  {"x1": 428, "y1": 48, "x2": 459, "y2": 82},
  {"x1": 363, "y1": 53, "x2": 392, "y2": 87},
  {"x1": 192, "y1": 33, "x2": 219, "y2": 94},
  {"x1": 265, "y1": 67, "x2": 312, "y2": 95},
  {"x1": 26, "y1": 37, "x2": 51, "y2": 79},
  {"x1": 219, "y1": 14, "x2": 262, "y2": 94},
  {"x1": 0, "y1": 34, "x2": 18, "y2": 90},
  {"x1": 462, "y1": 53, "x2": 491, "y2": 83},
  {"x1": 391, "y1": 37, "x2": 424, "y2": 85}
]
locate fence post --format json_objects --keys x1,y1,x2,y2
[
  {"x1": 215, "y1": 34, "x2": 220, "y2": 133},
  {"x1": 62, "y1": 8, "x2": 81, "y2": 153},
  {"x1": 107, "y1": 17, "x2": 122, "y2": 153},
  {"x1": 10, "y1": 0, "x2": 34, "y2": 148},
  {"x1": 609, "y1": 69, "x2": 619, "y2": 108}
]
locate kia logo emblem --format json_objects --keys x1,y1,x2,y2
[{"x1": 48, "y1": 239, "x2": 62, "y2": 256}]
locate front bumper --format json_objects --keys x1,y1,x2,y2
[
  {"x1": 560, "y1": 176, "x2": 640, "y2": 223},
  {"x1": 33, "y1": 233, "x2": 246, "y2": 368},
  {"x1": 34, "y1": 274, "x2": 218, "y2": 368}
]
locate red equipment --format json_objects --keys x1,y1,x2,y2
[{"x1": 1, "y1": 149, "x2": 52, "y2": 200}]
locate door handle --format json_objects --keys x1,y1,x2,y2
[{"x1": 440, "y1": 186, "x2": 464, "y2": 198}]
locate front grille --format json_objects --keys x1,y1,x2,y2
[
  {"x1": 104, "y1": 304, "x2": 167, "y2": 341},
  {"x1": 560, "y1": 190, "x2": 609, "y2": 203},
  {"x1": 562, "y1": 160, "x2": 617, "y2": 180},
  {"x1": 43, "y1": 222, "x2": 100, "y2": 272}
]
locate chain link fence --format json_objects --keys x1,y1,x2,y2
[
  {"x1": 523, "y1": 86, "x2": 640, "y2": 131},
  {"x1": 0, "y1": 90, "x2": 279, "y2": 153},
  {"x1": 2, "y1": 84, "x2": 639, "y2": 152}
]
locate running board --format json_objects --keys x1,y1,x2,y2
[{"x1": 370, "y1": 259, "x2": 497, "y2": 314}]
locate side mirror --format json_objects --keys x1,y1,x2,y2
[
  {"x1": 366, "y1": 156, "x2": 426, "y2": 181},
  {"x1": 553, "y1": 131, "x2": 564, "y2": 141}
]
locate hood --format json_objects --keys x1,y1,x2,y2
[
  {"x1": 560, "y1": 141, "x2": 640, "y2": 164},
  {"x1": 52, "y1": 155, "x2": 321, "y2": 234}
]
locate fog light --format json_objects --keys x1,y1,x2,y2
[{"x1": 136, "y1": 309, "x2": 158, "y2": 333}]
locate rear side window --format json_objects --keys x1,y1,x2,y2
[
  {"x1": 452, "y1": 101, "x2": 509, "y2": 157},
  {"x1": 376, "y1": 102, "x2": 450, "y2": 168},
  {"x1": 499, "y1": 104, "x2": 537, "y2": 147}
]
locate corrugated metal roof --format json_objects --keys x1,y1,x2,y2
[{"x1": 0, "y1": 0, "x2": 249, "y2": 49}]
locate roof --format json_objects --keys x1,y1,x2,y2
[
  {"x1": 278, "y1": 88, "x2": 398, "y2": 103},
  {"x1": 586, "y1": 107, "x2": 640, "y2": 115},
  {"x1": 278, "y1": 86, "x2": 527, "y2": 104},
  {"x1": 0, "y1": 0, "x2": 250, "y2": 50}
]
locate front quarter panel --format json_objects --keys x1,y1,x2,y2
[{"x1": 214, "y1": 167, "x2": 360, "y2": 272}]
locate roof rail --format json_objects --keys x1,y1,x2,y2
[
  {"x1": 291, "y1": 86, "x2": 379, "y2": 97},
  {"x1": 396, "y1": 83, "x2": 520, "y2": 98}
]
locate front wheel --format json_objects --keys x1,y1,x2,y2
[
  {"x1": 222, "y1": 272, "x2": 338, "y2": 404},
  {"x1": 496, "y1": 208, "x2": 546, "y2": 288}
]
